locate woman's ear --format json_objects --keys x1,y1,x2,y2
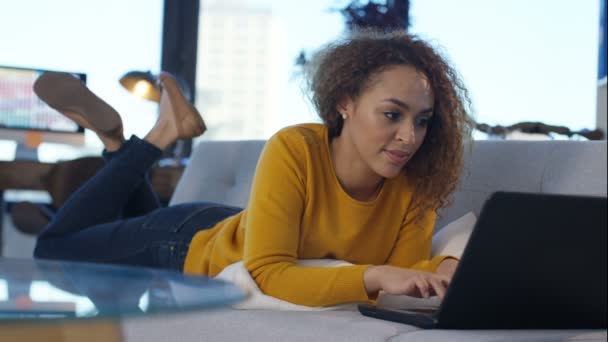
[{"x1": 336, "y1": 96, "x2": 354, "y2": 118}]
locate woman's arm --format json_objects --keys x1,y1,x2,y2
[
  {"x1": 375, "y1": 201, "x2": 459, "y2": 299},
  {"x1": 242, "y1": 130, "x2": 372, "y2": 307},
  {"x1": 386, "y1": 204, "x2": 454, "y2": 271},
  {"x1": 435, "y1": 257, "x2": 459, "y2": 278}
]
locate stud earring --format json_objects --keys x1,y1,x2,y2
[{"x1": 341, "y1": 113, "x2": 347, "y2": 120}]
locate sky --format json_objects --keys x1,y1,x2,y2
[
  {"x1": 409, "y1": 0, "x2": 601, "y2": 130},
  {"x1": 243, "y1": 0, "x2": 601, "y2": 131},
  {"x1": 0, "y1": 0, "x2": 602, "y2": 161}
]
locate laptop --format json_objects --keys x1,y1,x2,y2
[{"x1": 358, "y1": 191, "x2": 607, "y2": 329}]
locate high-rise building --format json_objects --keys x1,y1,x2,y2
[{"x1": 195, "y1": 0, "x2": 286, "y2": 141}]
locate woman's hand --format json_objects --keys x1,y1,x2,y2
[
  {"x1": 436, "y1": 258, "x2": 459, "y2": 278},
  {"x1": 364, "y1": 265, "x2": 451, "y2": 299}
]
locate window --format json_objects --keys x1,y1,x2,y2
[
  {"x1": 195, "y1": 0, "x2": 345, "y2": 141},
  {"x1": 0, "y1": 0, "x2": 163, "y2": 161},
  {"x1": 409, "y1": 0, "x2": 600, "y2": 136}
]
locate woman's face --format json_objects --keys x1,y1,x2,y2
[{"x1": 339, "y1": 65, "x2": 434, "y2": 179}]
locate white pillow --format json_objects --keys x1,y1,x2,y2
[{"x1": 431, "y1": 212, "x2": 477, "y2": 258}]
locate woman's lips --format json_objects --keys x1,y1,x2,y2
[{"x1": 384, "y1": 150, "x2": 411, "y2": 164}]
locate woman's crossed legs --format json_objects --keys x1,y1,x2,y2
[{"x1": 32, "y1": 72, "x2": 239, "y2": 271}]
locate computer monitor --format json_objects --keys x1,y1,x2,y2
[{"x1": 0, "y1": 65, "x2": 86, "y2": 159}]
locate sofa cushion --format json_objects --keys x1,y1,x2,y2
[
  {"x1": 540, "y1": 141, "x2": 607, "y2": 196},
  {"x1": 170, "y1": 140, "x2": 266, "y2": 208},
  {"x1": 390, "y1": 329, "x2": 607, "y2": 342},
  {"x1": 435, "y1": 141, "x2": 550, "y2": 229},
  {"x1": 123, "y1": 309, "x2": 419, "y2": 342},
  {"x1": 174, "y1": 140, "x2": 608, "y2": 230},
  {"x1": 122, "y1": 309, "x2": 607, "y2": 342},
  {"x1": 435, "y1": 141, "x2": 608, "y2": 230}
]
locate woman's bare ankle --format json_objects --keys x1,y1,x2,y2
[
  {"x1": 101, "y1": 138, "x2": 125, "y2": 152},
  {"x1": 144, "y1": 120, "x2": 177, "y2": 151},
  {"x1": 99, "y1": 128, "x2": 125, "y2": 152}
]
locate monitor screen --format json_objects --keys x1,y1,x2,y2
[
  {"x1": 0, "y1": 65, "x2": 86, "y2": 133},
  {"x1": 0, "y1": 65, "x2": 85, "y2": 147}
]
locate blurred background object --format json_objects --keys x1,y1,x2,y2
[{"x1": 475, "y1": 121, "x2": 605, "y2": 141}]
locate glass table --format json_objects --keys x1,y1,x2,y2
[{"x1": 0, "y1": 258, "x2": 246, "y2": 341}]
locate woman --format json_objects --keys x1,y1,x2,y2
[{"x1": 34, "y1": 30, "x2": 473, "y2": 307}]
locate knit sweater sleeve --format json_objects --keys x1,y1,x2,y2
[
  {"x1": 242, "y1": 130, "x2": 371, "y2": 307},
  {"x1": 386, "y1": 202, "x2": 452, "y2": 272}
]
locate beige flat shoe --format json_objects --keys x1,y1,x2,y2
[
  {"x1": 158, "y1": 72, "x2": 206, "y2": 138},
  {"x1": 33, "y1": 72, "x2": 122, "y2": 134}
]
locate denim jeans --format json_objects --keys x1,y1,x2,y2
[{"x1": 34, "y1": 136, "x2": 242, "y2": 272}]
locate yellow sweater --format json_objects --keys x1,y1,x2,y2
[{"x1": 184, "y1": 123, "x2": 449, "y2": 307}]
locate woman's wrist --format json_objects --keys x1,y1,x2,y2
[
  {"x1": 436, "y1": 258, "x2": 459, "y2": 277},
  {"x1": 363, "y1": 265, "x2": 383, "y2": 296}
]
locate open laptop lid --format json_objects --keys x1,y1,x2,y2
[{"x1": 436, "y1": 192, "x2": 607, "y2": 329}]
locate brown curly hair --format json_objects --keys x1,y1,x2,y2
[{"x1": 305, "y1": 29, "x2": 474, "y2": 217}]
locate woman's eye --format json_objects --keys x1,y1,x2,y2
[
  {"x1": 416, "y1": 117, "x2": 431, "y2": 127},
  {"x1": 384, "y1": 112, "x2": 400, "y2": 121}
]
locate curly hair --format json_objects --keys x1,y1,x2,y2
[{"x1": 305, "y1": 29, "x2": 474, "y2": 217}]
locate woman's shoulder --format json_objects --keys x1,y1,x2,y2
[
  {"x1": 270, "y1": 123, "x2": 327, "y2": 149},
  {"x1": 257, "y1": 124, "x2": 327, "y2": 179},
  {"x1": 273, "y1": 123, "x2": 326, "y2": 140}
]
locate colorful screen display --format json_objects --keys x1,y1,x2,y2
[{"x1": 0, "y1": 66, "x2": 84, "y2": 133}]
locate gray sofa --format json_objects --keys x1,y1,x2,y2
[
  {"x1": 1, "y1": 139, "x2": 606, "y2": 341},
  {"x1": 121, "y1": 139, "x2": 607, "y2": 342}
]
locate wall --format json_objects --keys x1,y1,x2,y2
[
  {"x1": 598, "y1": 83, "x2": 607, "y2": 137},
  {"x1": 598, "y1": 0, "x2": 607, "y2": 138}
]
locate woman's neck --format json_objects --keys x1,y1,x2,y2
[{"x1": 329, "y1": 134, "x2": 384, "y2": 201}]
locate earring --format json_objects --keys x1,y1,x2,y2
[{"x1": 341, "y1": 113, "x2": 347, "y2": 120}]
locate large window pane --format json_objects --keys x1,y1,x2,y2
[
  {"x1": 409, "y1": 0, "x2": 600, "y2": 134},
  {"x1": 195, "y1": 0, "x2": 344, "y2": 141},
  {"x1": 0, "y1": 0, "x2": 163, "y2": 161}
]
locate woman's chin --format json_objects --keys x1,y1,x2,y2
[{"x1": 377, "y1": 166, "x2": 405, "y2": 179}]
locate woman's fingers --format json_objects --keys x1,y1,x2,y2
[
  {"x1": 415, "y1": 274, "x2": 449, "y2": 299},
  {"x1": 436, "y1": 274, "x2": 451, "y2": 287},
  {"x1": 428, "y1": 277, "x2": 447, "y2": 299},
  {"x1": 414, "y1": 276, "x2": 430, "y2": 298},
  {"x1": 381, "y1": 267, "x2": 454, "y2": 298}
]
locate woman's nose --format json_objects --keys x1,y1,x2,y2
[{"x1": 396, "y1": 122, "x2": 416, "y2": 144}]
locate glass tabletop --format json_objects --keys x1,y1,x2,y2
[{"x1": 0, "y1": 258, "x2": 246, "y2": 321}]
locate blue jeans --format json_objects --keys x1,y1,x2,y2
[{"x1": 34, "y1": 136, "x2": 242, "y2": 272}]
